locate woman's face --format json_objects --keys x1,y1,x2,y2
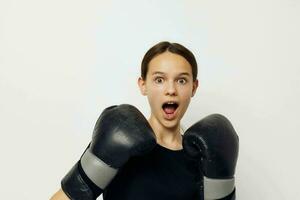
[{"x1": 138, "y1": 51, "x2": 198, "y2": 129}]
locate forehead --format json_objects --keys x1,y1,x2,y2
[{"x1": 147, "y1": 52, "x2": 192, "y2": 76}]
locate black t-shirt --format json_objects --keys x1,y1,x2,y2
[{"x1": 102, "y1": 142, "x2": 203, "y2": 200}]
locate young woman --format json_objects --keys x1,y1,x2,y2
[{"x1": 50, "y1": 41, "x2": 237, "y2": 200}]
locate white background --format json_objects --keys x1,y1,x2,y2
[{"x1": 1, "y1": 0, "x2": 299, "y2": 199}]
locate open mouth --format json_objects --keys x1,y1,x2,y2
[{"x1": 162, "y1": 101, "x2": 179, "y2": 117}]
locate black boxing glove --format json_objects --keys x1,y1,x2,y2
[
  {"x1": 61, "y1": 104, "x2": 157, "y2": 200},
  {"x1": 183, "y1": 114, "x2": 239, "y2": 200}
]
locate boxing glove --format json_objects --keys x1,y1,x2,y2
[
  {"x1": 61, "y1": 104, "x2": 157, "y2": 200},
  {"x1": 183, "y1": 114, "x2": 239, "y2": 200}
]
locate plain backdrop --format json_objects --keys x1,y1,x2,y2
[{"x1": 0, "y1": 0, "x2": 299, "y2": 199}]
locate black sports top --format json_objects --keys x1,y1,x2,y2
[{"x1": 101, "y1": 142, "x2": 203, "y2": 200}]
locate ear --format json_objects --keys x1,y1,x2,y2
[
  {"x1": 191, "y1": 79, "x2": 199, "y2": 97},
  {"x1": 138, "y1": 77, "x2": 147, "y2": 96}
]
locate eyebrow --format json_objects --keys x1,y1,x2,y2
[{"x1": 152, "y1": 71, "x2": 191, "y2": 76}]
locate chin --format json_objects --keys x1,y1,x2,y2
[{"x1": 161, "y1": 119, "x2": 180, "y2": 129}]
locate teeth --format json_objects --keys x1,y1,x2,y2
[
  {"x1": 167, "y1": 102, "x2": 175, "y2": 104},
  {"x1": 162, "y1": 101, "x2": 179, "y2": 109}
]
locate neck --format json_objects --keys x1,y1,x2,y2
[{"x1": 148, "y1": 115, "x2": 182, "y2": 149}]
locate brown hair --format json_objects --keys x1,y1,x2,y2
[{"x1": 141, "y1": 41, "x2": 198, "y2": 81}]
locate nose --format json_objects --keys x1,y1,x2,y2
[{"x1": 165, "y1": 81, "x2": 177, "y2": 96}]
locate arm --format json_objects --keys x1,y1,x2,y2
[
  {"x1": 50, "y1": 189, "x2": 70, "y2": 200},
  {"x1": 51, "y1": 104, "x2": 156, "y2": 200}
]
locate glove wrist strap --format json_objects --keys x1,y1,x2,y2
[
  {"x1": 204, "y1": 176, "x2": 235, "y2": 200},
  {"x1": 80, "y1": 148, "x2": 118, "y2": 189}
]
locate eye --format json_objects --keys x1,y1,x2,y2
[
  {"x1": 154, "y1": 77, "x2": 164, "y2": 84},
  {"x1": 177, "y1": 78, "x2": 187, "y2": 85}
]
